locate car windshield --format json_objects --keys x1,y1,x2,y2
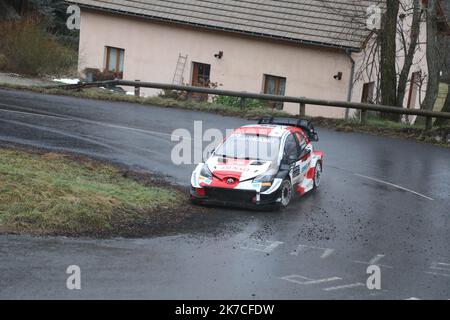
[{"x1": 214, "y1": 133, "x2": 280, "y2": 161}]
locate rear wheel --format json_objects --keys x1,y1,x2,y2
[
  {"x1": 313, "y1": 161, "x2": 322, "y2": 189},
  {"x1": 280, "y1": 179, "x2": 293, "y2": 208}
]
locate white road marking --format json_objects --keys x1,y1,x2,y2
[
  {"x1": 0, "y1": 107, "x2": 70, "y2": 120},
  {"x1": 369, "y1": 254, "x2": 385, "y2": 264},
  {"x1": 240, "y1": 240, "x2": 283, "y2": 253},
  {"x1": 280, "y1": 274, "x2": 341, "y2": 286},
  {"x1": 426, "y1": 261, "x2": 450, "y2": 277},
  {"x1": 425, "y1": 271, "x2": 450, "y2": 278},
  {"x1": 353, "y1": 261, "x2": 393, "y2": 269},
  {"x1": 405, "y1": 297, "x2": 421, "y2": 300},
  {"x1": 290, "y1": 244, "x2": 335, "y2": 259},
  {"x1": 0, "y1": 103, "x2": 191, "y2": 140},
  {"x1": 430, "y1": 262, "x2": 450, "y2": 271},
  {"x1": 323, "y1": 282, "x2": 365, "y2": 291},
  {"x1": 321, "y1": 248, "x2": 335, "y2": 259},
  {"x1": 280, "y1": 274, "x2": 312, "y2": 284},
  {"x1": 354, "y1": 173, "x2": 434, "y2": 201},
  {"x1": 353, "y1": 254, "x2": 393, "y2": 268},
  {"x1": 302, "y1": 277, "x2": 342, "y2": 285}
]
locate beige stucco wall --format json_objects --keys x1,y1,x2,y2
[{"x1": 78, "y1": 10, "x2": 358, "y2": 118}]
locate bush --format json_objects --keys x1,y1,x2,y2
[
  {"x1": 83, "y1": 68, "x2": 121, "y2": 82},
  {"x1": 0, "y1": 17, "x2": 77, "y2": 76},
  {"x1": 213, "y1": 95, "x2": 270, "y2": 108},
  {"x1": 158, "y1": 89, "x2": 183, "y2": 100}
]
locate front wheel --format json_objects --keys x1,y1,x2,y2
[
  {"x1": 313, "y1": 161, "x2": 322, "y2": 190},
  {"x1": 280, "y1": 179, "x2": 293, "y2": 208}
]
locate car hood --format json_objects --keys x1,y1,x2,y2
[{"x1": 206, "y1": 156, "x2": 274, "y2": 181}]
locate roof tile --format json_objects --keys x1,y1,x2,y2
[{"x1": 67, "y1": 0, "x2": 385, "y2": 50}]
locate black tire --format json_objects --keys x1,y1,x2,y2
[
  {"x1": 313, "y1": 161, "x2": 322, "y2": 190},
  {"x1": 280, "y1": 178, "x2": 293, "y2": 208}
]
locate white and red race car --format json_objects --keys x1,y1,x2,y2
[{"x1": 190, "y1": 117, "x2": 323, "y2": 209}]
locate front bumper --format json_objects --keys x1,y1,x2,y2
[{"x1": 190, "y1": 186, "x2": 282, "y2": 208}]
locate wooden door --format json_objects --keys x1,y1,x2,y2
[
  {"x1": 264, "y1": 75, "x2": 286, "y2": 109},
  {"x1": 191, "y1": 62, "x2": 211, "y2": 101}
]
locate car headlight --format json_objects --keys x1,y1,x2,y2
[
  {"x1": 253, "y1": 174, "x2": 275, "y2": 187},
  {"x1": 200, "y1": 164, "x2": 212, "y2": 179}
]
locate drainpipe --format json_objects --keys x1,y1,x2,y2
[{"x1": 344, "y1": 48, "x2": 356, "y2": 120}]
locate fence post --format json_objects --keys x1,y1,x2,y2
[
  {"x1": 134, "y1": 80, "x2": 140, "y2": 97},
  {"x1": 186, "y1": 91, "x2": 192, "y2": 101},
  {"x1": 240, "y1": 97, "x2": 246, "y2": 109},
  {"x1": 299, "y1": 103, "x2": 306, "y2": 116},
  {"x1": 361, "y1": 109, "x2": 368, "y2": 125},
  {"x1": 425, "y1": 116, "x2": 433, "y2": 131}
]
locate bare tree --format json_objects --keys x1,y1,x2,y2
[
  {"x1": 320, "y1": 0, "x2": 432, "y2": 123},
  {"x1": 379, "y1": 0, "x2": 400, "y2": 120},
  {"x1": 421, "y1": 0, "x2": 442, "y2": 112},
  {"x1": 396, "y1": 0, "x2": 422, "y2": 107}
]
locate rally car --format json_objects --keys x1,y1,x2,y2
[{"x1": 190, "y1": 117, "x2": 323, "y2": 209}]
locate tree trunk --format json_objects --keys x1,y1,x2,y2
[
  {"x1": 380, "y1": 0, "x2": 400, "y2": 121},
  {"x1": 421, "y1": 0, "x2": 440, "y2": 112},
  {"x1": 396, "y1": 0, "x2": 422, "y2": 108}
]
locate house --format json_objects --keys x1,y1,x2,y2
[
  {"x1": 68, "y1": 0, "x2": 448, "y2": 119},
  {"x1": 351, "y1": 0, "x2": 450, "y2": 122}
]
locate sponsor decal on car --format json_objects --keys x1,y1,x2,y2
[
  {"x1": 199, "y1": 176, "x2": 212, "y2": 185},
  {"x1": 300, "y1": 163, "x2": 309, "y2": 174}
]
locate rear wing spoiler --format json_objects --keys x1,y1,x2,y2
[{"x1": 258, "y1": 117, "x2": 319, "y2": 142}]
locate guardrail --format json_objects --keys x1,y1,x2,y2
[{"x1": 51, "y1": 79, "x2": 450, "y2": 130}]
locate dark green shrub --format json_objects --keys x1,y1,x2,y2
[{"x1": 212, "y1": 95, "x2": 270, "y2": 109}]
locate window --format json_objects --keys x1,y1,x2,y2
[
  {"x1": 264, "y1": 74, "x2": 286, "y2": 95},
  {"x1": 214, "y1": 134, "x2": 281, "y2": 161},
  {"x1": 263, "y1": 74, "x2": 286, "y2": 109},
  {"x1": 295, "y1": 132, "x2": 307, "y2": 150},
  {"x1": 283, "y1": 133, "x2": 299, "y2": 160},
  {"x1": 361, "y1": 82, "x2": 375, "y2": 103},
  {"x1": 192, "y1": 62, "x2": 211, "y2": 87},
  {"x1": 105, "y1": 46, "x2": 125, "y2": 79}
]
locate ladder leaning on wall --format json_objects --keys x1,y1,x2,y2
[{"x1": 172, "y1": 54, "x2": 188, "y2": 85}]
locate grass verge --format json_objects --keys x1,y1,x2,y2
[
  {"x1": 0, "y1": 146, "x2": 187, "y2": 237},
  {"x1": 0, "y1": 83, "x2": 449, "y2": 147}
]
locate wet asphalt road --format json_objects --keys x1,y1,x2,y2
[{"x1": 0, "y1": 88, "x2": 449, "y2": 300}]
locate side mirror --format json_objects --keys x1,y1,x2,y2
[
  {"x1": 309, "y1": 132, "x2": 319, "y2": 142},
  {"x1": 204, "y1": 147, "x2": 216, "y2": 162}
]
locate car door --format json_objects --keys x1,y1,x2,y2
[
  {"x1": 294, "y1": 132, "x2": 311, "y2": 184},
  {"x1": 283, "y1": 133, "x2": 302, "y2": 185}
]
